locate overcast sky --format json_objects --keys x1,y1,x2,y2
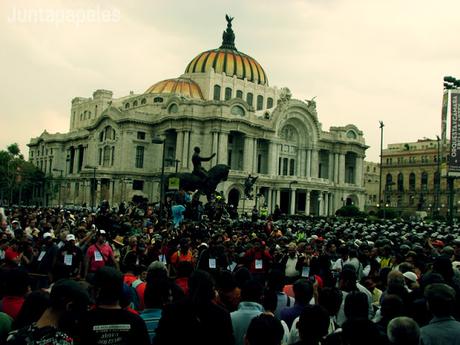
[{"x1": 1, "y1": 0, "x2": 459, "y2": 162}]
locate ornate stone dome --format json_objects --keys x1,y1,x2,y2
[
  {"x1": 145, "y1": 77, "x2": 204, "y2": 100},
  {"x1": 184, "y1": 15, "x2": 268, "y2": 86}
]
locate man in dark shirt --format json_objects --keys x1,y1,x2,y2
[
  {"x1": 57, "y1": 234, "x2": 83, "y2": 279},
  {"x1": 77, "y1": 267, "x2": 150, "y2": 345}
]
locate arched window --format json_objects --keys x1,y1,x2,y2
[
  {"x1": 267, "y1": 97, "x2": 274, "y2": 109},
  {"x1": 133, "y1": 100, "x2": 138, "y2": 107},
  {"x1": 125, "y1": 103, "x2": 130, "y2": 109},
  {"x1": 99, "y1": 131, "x2": 104, "y2": 142},
  {"x1": 141, "y1": 98, "x2": 146, "y2": 105},
  {"x1": 421, "y1": 172, "x2": 428, "y2": 190},
  {"x1": 213, "y1": 85, "x2": 221, "y2": 101},
  {"x1": 236, "y1": 90, "x2": 243, "y2": 99},
  {"x1": 168, "y1": 104, "x2": 179, "y2": 114},
  {"x1": 153, "y1": 97, "x2": 163, "y2": 103},
  {"x1": 103, "y1": 146, "x2": 111, "y2": 166},
  {"x1": 397, "y1": 173, "x2": 404, "y2": 192},
  {"x1": 246, "y1": 93, "x2": 253, "y2": 106},
  {"x1": 409, "y1": 172, "x2": 416, "y2": 191},
  {"x1": 257, "y1": 95, "x2": 264, "y2": 110},
  {"x1": 225, "y1": 87, "x2": 232, "y2": 100},
  {"x1": 385, "y1": 173, "x2": 393, "y2": 191}
]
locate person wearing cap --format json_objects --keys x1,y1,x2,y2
[
  {"x1": 84, "y1": 229, "x2": 118, "y2": 279},
  {"x1": 403, "y1": 271, "x2": 419, "y2": 292},
  {"x1": 6, "y1": 279, "x2": 90, "y2": 345},
  {"x1": 34, "y1": 232, "x2": 59, "y2": 288},
  {"x1": 57, "y1": 233, "x2": 83, "y2": 279}
]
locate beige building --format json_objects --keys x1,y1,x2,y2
[
  {"x1": 364, "y1": 161, "x2": 380, "y2": 210},
  {"x1": 380, "y1": 138, "x2": 460, "y2": 215},
  {"x1": 28, "y1": 17, "x2": 367, "y2": 215}
]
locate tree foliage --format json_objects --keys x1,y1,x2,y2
[{"x1": 0, "y1": 144, "x2": 46, "y2": 205}]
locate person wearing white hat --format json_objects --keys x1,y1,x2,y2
[
  {"x1": 402, "y1": 271, "x2": 419, "y2": 291},
  {"x1": 57, "y1": 233, "x2": 83, "y2": 279},
  {"x1": 84, "y1": 229, "x2": 118, "y2": 279}
]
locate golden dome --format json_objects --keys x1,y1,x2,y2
[
  {"x1": 185, "y1": 49, "x2": 267, "y2": 85},
  {"x1": 145, "y1": 78, "x2": 204, "y2": 100},
  {"x1": 184, "y1": 15, "x2": 268, "y2": 85}
]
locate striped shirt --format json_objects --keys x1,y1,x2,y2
[{"x1": 140, "y1": 308, "x2": 162, "y2": 344}]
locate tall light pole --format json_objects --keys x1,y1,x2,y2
[
  {"x1": 378, "y1": 121, "x2": 384, "y2": 213},
  {"x1": 434, "y1": 136, "x2": 441, "y2": 217},
  {"x1": 85, "y1": 165, "x2": 97, "y2": 211},
  {"x1": 152, "y1": 136, "x2": 166, "y2": 220},
  {"x1": 52, "y1": 168, "x2": 63, "y2": 207}
]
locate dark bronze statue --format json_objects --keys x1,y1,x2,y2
[
  {"x1": 167, "y1": 147, "x2": 229, "y2": 200},
  {"x1": 244, "y1": 174, "x2": 258, "y2": 199}
]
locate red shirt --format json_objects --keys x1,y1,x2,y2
[
  {"x1": 1, "y1": 296, "x2": 25, "y2": 320},
  {"x1": 86, "y1": 243, "x2": 114, "y2": 273}
]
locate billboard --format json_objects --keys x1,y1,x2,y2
[{"x1": 449, "y1": 92, "x2": 460, "y2": 176}]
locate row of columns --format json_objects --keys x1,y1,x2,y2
[
  {"x1": 268, "y1": 188, "x2": 335, "y2": 216},
  {"x1": 170, "y1": 131, "x2": 363, "y2": 188}
]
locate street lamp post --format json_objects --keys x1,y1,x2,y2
[
  {"x1": 288, "y1": 180, "x2": 298, "y2": 215},
  {"x1": 378, "y1": 121, "x2": 384, "y2": 215},
  {"x1": 84, "y1": 165, "x2": 97, "y2": 211},
  {"x1": 52, "y1": 168, "x2": 63, "y2": 207},
  {"x1": 152, "y1": 136, "x2": 166, "y2": 220}
]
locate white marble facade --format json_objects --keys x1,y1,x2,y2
[{"x1": 28, "y1": 19, "x2": 367, "y2": 215}]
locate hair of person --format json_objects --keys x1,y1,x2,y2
[
  {"x1": 380, "y1": 294, "x2": 404, "y2": 321},
  {"x1": 93, "y1": 266, "x2": 123, "y2": 305},
  {"x1": 234, "y1": 267, "x2": 252, "y2": 288},
  {"x1": 297, "y1": 304, "x2": 330, "y2": 343},
  {"x1": 433, "y1": 255, "x2": 454, "y2": 282},
  {"x1": 241, "y1": 279, "x2": 264, "y2": 303},
  {"x1": 3, "y1": 269, "x2": 30, "y2": 296},
  {"x1": 344, "y1": 291, "x2": 369, "y2": 320},
  {"x1": 318, "y1": 286, "x2": 343, "y2": 317},
  {"x1": 188, "y1": 269, "x2": 216, "y2": 305},
  {"x1": 342, "y1": 318, "x2": 383, "y2": 345},
  {"x1": 387, "y1": 316, "x2": 420, "y2": 345},
  {"x1": 261, "y1": 288, "x2": 278, "y2": 313},
  {"x1": 14, "y1": 290, "x2": 50, "y2": 329},
  {"x1": 245, "y1": 313, "x2": 284, "y2": 345},
  {"x1": 340, "y1": 267, "x2": 358, "y2": 292},
  {"x1": 424, "y1": 283, "x2": 456, "y2": 317},
  {"x1": 50, "y1": 279, "x2": 90, "y2": 312},
  {"x1": 292, "y1": 278, "x2": 313, "y2": 305},
  {"x1": 266, "y1": 269, "x2": 286, "y2": 292}
]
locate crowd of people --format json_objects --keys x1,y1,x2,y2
[{"x1": 1, "y1": 195, "x2": 460, "y2": 345}]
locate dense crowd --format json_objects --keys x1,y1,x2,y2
[{"x1": 1, "y1": 196, "x2": 460, "y2": 345}]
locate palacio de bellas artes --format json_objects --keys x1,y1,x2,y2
[{"x1": 28, "y1": 16, "x2": 367, "y2": 216}]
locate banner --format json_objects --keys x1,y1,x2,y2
[
  {"x1": 441, "y1": 92, "x2": 448, "y2": 143},
  {"x1": 168, "y1": 177, "x2": 180, "y2": 190},
  {"x1": 449, "y1": 92, "x2": 460, "y2": 175}
]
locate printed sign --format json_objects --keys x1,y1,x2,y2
[
  {"x1": 449, "y1": 93, "x2": 460, "y2": 176},
  {"x1": 169, "y1": 177, "x2": 180, "y2": 190}
]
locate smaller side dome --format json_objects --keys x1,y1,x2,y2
[{"x1": 145, "y1": 78, "x2": 204, "y2": 100}]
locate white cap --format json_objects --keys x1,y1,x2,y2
[
  {"x1": 98, "y1": 229, "x2": 107, "y2": 235},
  {"x1": 403, "y1": 271, "x2": 418, "y2": 282},
  {"x1": 66, "y1": 234, "x2": 76, "y2": 241},
  {"x1": 43, "y1": 232, "x2": 52, "y2": 239}
]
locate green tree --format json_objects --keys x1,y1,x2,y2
[{"x1": 0, "y1": 144, "x2": 45, "y2": 205}]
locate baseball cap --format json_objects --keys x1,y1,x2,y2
[
  {"x1": 43, "y1": 232, "x2": 52, "y2": 239},
  {"x1": 66, "y1": 234, "x2": 76, "y2": 241},
  {"x1": 98, "y1": 229, "x2": 107, "y2": 235},
  {"x1": 403, "y1": 271, "x2": 418, "y2": 283}
]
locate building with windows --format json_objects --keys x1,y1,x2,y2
[
  {"x1": 28, "y1": 17, "x2": 367, "y2": 215},
  {"x1": 364, "y1": 161, "x2": 380, "y2": 211},
  {"x1": 380, "y1": 138, "x2": 460, "y2": 215}
]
